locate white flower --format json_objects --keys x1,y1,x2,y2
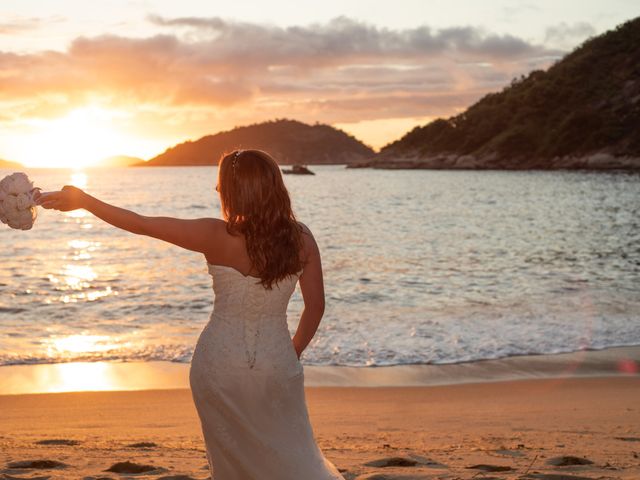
[
  {"x1": 0, "y1": 202, "x2": 7, "y2": 224},
  {"x1": 7, "y1": 207, "x2": 36, "y2": 230},
  {"x1": 16, "y1": 192, "x2": 33, "y2": 210},
  {"x1": 3, "y1": 194, "x2": 18, "y2": 212},
  {"x1": 0, "y1": 172, "x2": 33, "y2": 195},
  {"x1": 0, "y1": 172, "x2": 39, "y2": 230}
]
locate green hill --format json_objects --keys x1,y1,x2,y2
[
  {"x1": 137, "y1": 119, "x2": 374, "y2": 166},
  {"x1": 361, "y1": 16, "x2": 640, "y2": 170}
]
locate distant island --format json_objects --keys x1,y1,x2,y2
[
  {"x1": 134, "y1": 119, "x2": 374, "y2": 167},
  {"x1": 352, "y1": 17, "x2": 640, "y2": 170},
  {"x1": 282, "y1": 165, "x2": 315, "y2": 175},
  {"x1": 0, "y1": 159, "x2": 24, "y2": 169}
]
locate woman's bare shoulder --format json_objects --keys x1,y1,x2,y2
[
  {"x1": 296, "y1": 220, "x2": 313, "y2": 236},
  {"x1": 296, "y1": 221, "x2": 317, "y2": 248},
  {"x1": 198, "y1": 217, "x2": 229, "y2": 239},
  {"x1": 296, "y1": 220, "x2": 311, "y2": 234},
  {"x1": 296, "y1": 221, "x2": 320, "y2": 260}
]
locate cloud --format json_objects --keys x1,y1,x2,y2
[
  {"x1": 0, "y1": 16, "x2": 563, "y2": 134},
  {"x1": 146, "y1": 14, "x2": 558, "y2": 63},
  {"x1": 0, "y1": 15, "x2": 65, "y2": 35},
  {"x1": 544, "y1": 22, "x2": 597, "y2": 47}
]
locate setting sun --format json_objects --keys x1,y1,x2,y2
[{"x1": 15, "y1": 107, "x2": 145, "y2": 168}]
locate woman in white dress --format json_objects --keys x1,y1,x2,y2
[{"x1": 36, "y1": 149, "x2": 345, "y2": 480}]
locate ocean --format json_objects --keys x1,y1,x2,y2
[{"x1": 1, "y1": 165, "x2": 639, "y2": 368}]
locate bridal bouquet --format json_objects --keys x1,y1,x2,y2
[{"x1": 0, "y1": 172, "x2": 41, "y2": 230}]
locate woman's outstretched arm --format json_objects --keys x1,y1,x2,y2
[{"x1": 36, "y1": 185, "x2": 223, "y2": 254}]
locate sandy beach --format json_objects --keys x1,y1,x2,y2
[{"x1": 1, "y1": 347, "x2": 639, "y2": 480}]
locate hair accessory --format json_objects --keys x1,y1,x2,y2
[{"x1": 232, "y1": 150, "x2": 242, "y2": 175}]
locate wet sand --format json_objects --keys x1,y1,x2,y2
[{"x1": 2, "y1": 345, "x2": 638, "y2": 395}]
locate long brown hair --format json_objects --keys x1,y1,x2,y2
[{"x1": 217, "y1": 149, "x2": 304, "y2": 289}]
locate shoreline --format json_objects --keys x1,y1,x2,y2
[{"x1": 1, "y1": 345, "x2": 637, "y2": 396}]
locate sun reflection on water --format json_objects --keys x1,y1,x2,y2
[
  {"x1": 66, "y1": 264, "x2": 96, "y2": 288},
  {"x1": 68, "y1": 239, "x2": 92, "y2": 249},
  {"x1": 43, "y1": 182, "x2": 114, "y2": 301},
  {"x1": 65, "y1": 171, "x2": 90, "y2": 220},
  {"x1": 70, "y1": 171, "x2": 87, "y2": 188},
  {"x1": 58, "y1": 287, "x2": 115, "y2": 303},
  {"x1": 66, "y1": 209, "x2": 87, "y2": 218},
  {"x1": 71, "y1": 251, "x2": 91, "y2": 260},
  {"x1": 49, "y1": 334, "x2": 120, "y2": 355},
  {"x1": 63, "y1": 264, "x2": 97, "y2": 289}
]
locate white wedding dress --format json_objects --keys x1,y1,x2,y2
[{"x1": 189, "y1": 263, "x2": 345, "y2": 480}]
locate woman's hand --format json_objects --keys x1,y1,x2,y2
[{"x1": 36, "y1": 185, "x2": 87, "y2": 212}]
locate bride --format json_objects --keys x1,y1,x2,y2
[{"x1": 36, "y1": 149, "x2": 345, "y2": 480}]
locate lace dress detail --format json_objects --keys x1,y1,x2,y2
[{"x1": 189, "y1": 263, "x2": 344, "y2": 480}]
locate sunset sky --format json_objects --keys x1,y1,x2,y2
[{"x1": 0, "y1": 0, "x2": 636, "y2": 167}]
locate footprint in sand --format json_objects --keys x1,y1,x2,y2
[
  {"x1": 364, "y1": 455, "x2": 447, "y2": 469},
  {"x1": 364, "y1": 457, "x2": 418, "y2": 467},
  {"x1": 545, "y1": 455, "x2": 594, "y2": 466},
  {"x1": 466, "y1": 463, "x2": 513, "y2": 472},
  {"x1": 1, "y1": 475, "x2": 52, "y2": 480},
  {"x1": 35, "y1": 439, "x2": 81, "y2": 446},
  {"x1": 104, "y1": 461, "x2": 166, "y2": 474},
  {"x1": 6, "y1": 460, "x2": 68, "y2": 470},
  {"x1": 126, "y1": 441, "x2": 159, "y2": 448}
]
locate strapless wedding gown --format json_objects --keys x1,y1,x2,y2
[{"x1": 189, "y1": 263, "x2": 344, "y2": 480}]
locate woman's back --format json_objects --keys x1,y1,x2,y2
[
  {"x1": 190, "y1": 260, "x2": 303, "y2": 376},
  {"x1": 203, "y1": 225, "x2": 263, "y2": 278}
]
